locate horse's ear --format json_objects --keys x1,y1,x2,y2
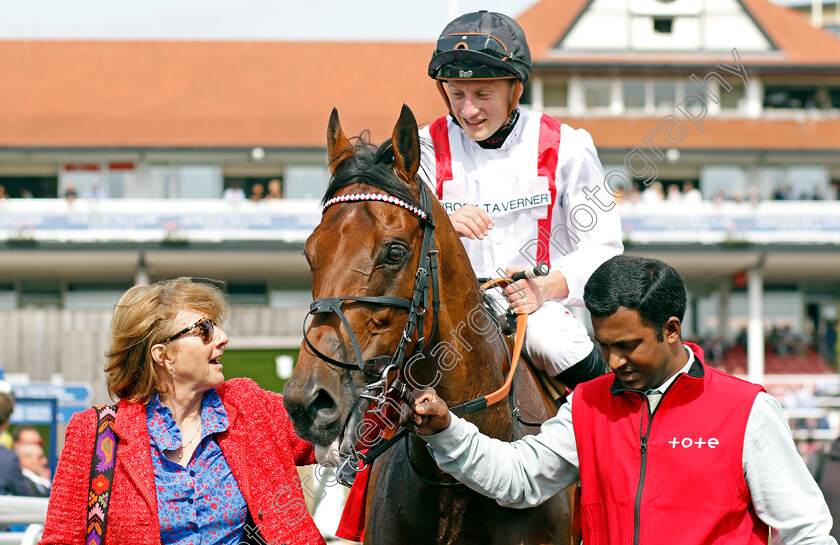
[
  {"x1": 392, "y1": 104, "x2": 420, "y2": 184},
  {"x1": 327, "y1": 108, "x2": 354, "y2": 175}
]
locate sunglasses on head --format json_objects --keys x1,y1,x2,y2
[
  {"x1": 436, "y1": 34, "x2": 510, "y2": 60},
  {"x1": 162, "y1": 317, "x2": 214, "y2": 345}
]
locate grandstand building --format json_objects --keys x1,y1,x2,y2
[{"x1": 0, "y1": 0, "x2": 838, "y2": 420}]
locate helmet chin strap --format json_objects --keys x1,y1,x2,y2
[
  {"x1": 436, "y1": 79, "x2": 455, "y2": 119},
  {"x1": 508, "y1": 80, "x2": 522, "y2": 117}
]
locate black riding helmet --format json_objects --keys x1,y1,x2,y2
[{"x1": 428, "y1": 10, "x2": 531, "y2": 83}]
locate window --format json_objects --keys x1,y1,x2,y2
[
  {"x1": 764, "y1": 85, "x2": 820, "y2": 109},
  {"x1": 653, "y1": 79, "x2": 677, "y2": 110},
  {"x1": 149, "y1": 164, "x2": 222, "y2": 199},
  {"x1": 543, "y1": 79, "x2": 568, "y2": 108},
  {"x1": 19, "y1": 280, "x2": 61, "y2": 309},
  {"x1": 284, "y1": 165, "x2": 329, "y2": 200},
  {"x1": 0, "y1": 283, "x2": 15, "y2": 310},
  {"x1": 60, "y1": 164, "x2": 103, "y2": 200},
  {"x1": 582, "y1": 79, "x2": 611, "y2": 109},
  {"x1": 827, "y1": 87, "x2": 840, "y2": 109},
  {"x1": 106, "y1": 162, "x2": 135, "y2": 199},
  {"x1": 0, "y1": 176, "x2": 58, "y2": 199},
  {"x1": 227, "y1": 282, "x2": 269, "y2": 306},
  {"x1": 700, "y1": 165, "x2": 746, "y2": 201},
  {"x1": 720, "y1": 83, "x2": 746, "y2": 110},
  {"x1": 623, "y1": 79, "x2": 646, "y2": 110},
  {"x1": 65, "y1": 282, "x2": 130, "y2": 310},
  {"x1": 653, "y1": 18, "x2": 673, "y2": 34}
]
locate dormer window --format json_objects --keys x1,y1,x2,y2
[{"x1": 653, "y1": 17, "x2": 673, "y2": 34}]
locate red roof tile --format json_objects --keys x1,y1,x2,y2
[
  {"x1": 0, "y1": 0, "x2": 838, "y2": 150},
  {"x1": 0, "y1": 40, "x2": 444, "y2": 148}
]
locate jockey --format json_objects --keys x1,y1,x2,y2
[{"x1": 420, "y1": 10, "x2": 623, "y2": 389}]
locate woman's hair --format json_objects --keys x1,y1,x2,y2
[
  {"x1": 105, "y1": 277, "x2": 229, "y2": 403},
  {"x1": 584, "y1": 255, "x2": 686, "y2": 340}
]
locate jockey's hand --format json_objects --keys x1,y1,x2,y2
[
  {"x1": 504, "y1": 266, "x2": 547, "y2": 315},
  {"x1": 450, "y1": 205, "x2": 493, "y2": 240},
  {"x1": 501, "y1": 267, "x2": 570, "y2": 314},
  {"x1": 402, "y1": 388, "x2": 451, "y2": 436}
]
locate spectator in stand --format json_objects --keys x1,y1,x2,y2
[
  {"x1": 248, "y1": 183, "x2": 264, "y2": 201},
  {"x1": 223, "y1": 183, "x2": 246, "y2": 203},
  {"x1": 0, "y1": 393, "x2": 34, "y2": 496},
  {"x1": 0, "y1": 185, "x2": 8, "y2": 200},
  {"x1": 19, "y1": 188, "x2": 33, "y2": 199},
  {"x1": 642, "y1": 181, "x2": 665, "y2": 203},
  {"x1": 64, "y1": 181, "x2": 78, "y2": 203},
  {"x1": 85, "y1": 184, "x2": 104, "y2": 200},
  {"x1": 665, "y1": 183, "x2": 682, "y2": 203},
  {"x1": 265, "y1": 178, "x2": 282, "y2": 200},
  {"x1": 14, "y1": 442, "x2": 50, "y2": 497},
  {"x1": 773, "y1": 184, "x2": 795, "y2": 201},
  {"x1": 713, "y1": 188, "x2": 727, "y2": 204},
  {"x1": 682, "y1": 181, "x2": 702, "y2": 204}
]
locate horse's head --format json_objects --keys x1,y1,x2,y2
[{"x1": 283, "y1": 105, "x2": 431, "y2": 464}]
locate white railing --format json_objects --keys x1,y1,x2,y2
[
  {"x1": 0, "y1": 198, "x2": 322, "y2": 243},
  {"x1": 618, "y1": 200, "x2": 840, "y2": 244},
  {"x1": 1, "y1": 198, "x2": 840, "y2": 245},
  {"x1": 0, "y1": 496, "x2": 47, "y2": 545}
]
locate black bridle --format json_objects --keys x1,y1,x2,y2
[
  {"x1": 303, "y1": 183, "x2": 439, "y2": 377},
  {"x1": 302, "y1": 183, "x2": 440, "y2": 483}
]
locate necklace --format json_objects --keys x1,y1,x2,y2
[{"x1": 176, "y1": 419, "x2": 202, "y2": 461}]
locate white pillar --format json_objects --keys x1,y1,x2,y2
[
  {"x1": 135, "y1": 251, "x2": 150, "y2": 286},
  {"x1": 745, "y1": 77, "x2": 763, "y2": 119},
  {"x1": 747, "y1": 267, "x2": 765, "y2": 384},
  {"x1": 568, "y1": 76, "x2": 585, "y2": 117},
  {"x1": 812, "y1": 0, "x2": 824, "y2": 27},
  {"x1": 531, "y1": 76, "x2": 544, "y2": 111},
  {"x1": 718, "y1": 280, "x2": 730, "y2": 341}
]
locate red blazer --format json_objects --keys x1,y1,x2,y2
[{"x1": 41, "y1": 378, "x2": 326, "y2": 545}]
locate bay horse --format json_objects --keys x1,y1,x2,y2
[{"x1": 283, "y1": 105, "x2": 578, "y2": 544}]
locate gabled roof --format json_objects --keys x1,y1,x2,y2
[
  {"x1": 0, "y1": 40, "x2": 442, "y2": 149},
  {"x1": 519, "y1": 0, "x2": 840, "y2": 67},
  {"x1": 516, "y1": 0, "x2": 590, "y2": 60}
]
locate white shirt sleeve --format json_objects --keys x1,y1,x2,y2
[
  {"x1": 422, "y1": 393, "x2": 580, "y2": 508},
  {"x1": 554, "y1": 126, "x2": 624, "y2": 307},
  {"x1": 744, "y1": 392, "x2": 837, "y2": 544}
]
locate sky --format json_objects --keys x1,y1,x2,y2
[{"x1": 0, "y1": 0, "x2": 540, "y2": 41}]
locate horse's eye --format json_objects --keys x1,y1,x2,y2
[{"x1": 385, "y1": 246, "x2": 406, "y2": 264}]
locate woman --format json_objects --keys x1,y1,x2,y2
[{"x1": 41, "y1": 277, "x2": 325, "y2": 545}]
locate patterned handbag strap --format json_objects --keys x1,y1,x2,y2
[{"x1": 87, "y1": 404, "x2": 120, "y2": 545}]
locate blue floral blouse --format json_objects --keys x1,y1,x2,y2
[{"x1": 147, "y1": 390, "x2": 248, "y2": 544}]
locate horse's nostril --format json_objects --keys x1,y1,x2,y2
[{"x1": 312, "y1": 389, "x2": 336, "y2": 414}]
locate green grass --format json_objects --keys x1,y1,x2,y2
[{"x1": 220, "y1": 349, "x2": 301, "y2": 394}]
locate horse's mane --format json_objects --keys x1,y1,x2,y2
[{"x1": 322, "y1": 131, "x2": 434, "y2": 210}]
